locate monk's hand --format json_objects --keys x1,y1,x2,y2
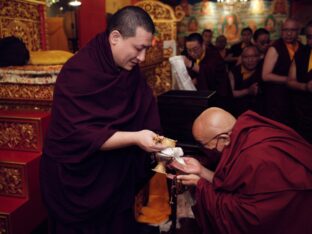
[
  {"x1": 135, "y1": 130, "x2": 167, "y2": 152},
  {"x1": 182, "y1": 56, "x2": 192, "y2": 69},
  {"x1": 170, "y1": 157, "x2": 202, "y2": 176},
  {"x1": 177, "y1": 174, "x2": 200, "y2": 186},
  {"x1": 249, "y1": 83, "x2": 259, "y2": 96}
]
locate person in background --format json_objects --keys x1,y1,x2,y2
[
  {"x1": 202, "y1": 29, "x2": 215, "y2": 50},
  {"x1": 228, "y1": 27, "x2": 253, "y2": 66},
  {"x1": 215, "y1": 35, "x2": 230, "y2": 60},
  {"x1": 183, "y1": 33, "x2": 232, "y2": 110},
  {"x1": 228, "y1": 46, "x2": 263, "y2": 116},
  {"x1": 40, "y1": 6, "x2": 168, "y2": 234},
  {"x1": 262, "y1": 18, "x2": 302, "y2": 126},
  {"x1": 253, "y1": 28, "x2": 271, "y2": 59},
  {"x1": 287, "y1": 20, "x2": 312, "y2": 144},
  {"x1": 170, "y1": 107, "x2": 312, "y2": 234}
]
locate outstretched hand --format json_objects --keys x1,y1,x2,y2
[
  {"x1": 135, "y1": 130, "x2": 167, "y2": 152},
  {"x1": 170, "y1": 157, "x2": 202, "y2": 176}
]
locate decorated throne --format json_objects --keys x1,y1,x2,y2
[
  {"x1": 0, "y1": 1, "x2": 52, "y2": 233},
  {"x1": 136, "y1": 0, "x2": 184, "y2": 96}
]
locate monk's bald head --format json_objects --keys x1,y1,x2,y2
[{"x1": 192, "y1": 107, "x2": 236, "y2": 144}]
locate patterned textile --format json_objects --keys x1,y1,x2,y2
[{"x1": 0, "y1": 64, "x2": 62, "y2": 84}]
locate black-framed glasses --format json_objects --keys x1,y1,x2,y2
[
  {"x1": 200, "y1": 132, "x2": 229, "y2": 149},
  {"x1": 186, "y1": 45, "x2": 202, "y2": 54}
]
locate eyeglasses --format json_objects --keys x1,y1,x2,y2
[
  {"x1": 258, "y1": 40, "x2": 270, "y2": 46},
  {"x1": 201, "y1": 132, "x2": 229, "y2": 149},
  {"x1": 282, "y1": 28, "x2": 299, "y2": 33},
  {"x1": 242, "y1": 55, "x2": 259, "y2": 60},
  {"x1": 186, "y1": 45, "x2": 202, "y2": 54}
]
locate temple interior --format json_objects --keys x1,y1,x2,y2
[{"x1": 0, "y1": 0, "x2": 311, "y2": 233}]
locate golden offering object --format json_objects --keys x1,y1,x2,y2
[
  {"x1": 153, "y1": 136, "x2": 177, "y2": 174},
  {"x1": 152, "y1": 136, "x2": 184, "y2": 174},
  {"x1": 161, "y1": 137, "x2": 177, "y2": 148},
  {"x1": 152, "y1": 161, "x2": 167, "y2": 174},
  {"x1": 153, "y1": 135, "x2": 177, "y2": 148}
]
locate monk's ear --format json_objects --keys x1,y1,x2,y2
[{"x1": 109, "y1": 30, "x2": 122, "y2": 46}]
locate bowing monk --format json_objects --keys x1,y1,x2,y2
[
  {"x1": 288, "y1": 20, "x2": 312, "y2": 144},
  {"x1": 40, "y1": 6, "x2": 168, "y2": 234},
  {"x1": 262, "y1": 18, "x2": 302, "y2": 126},
  {"x1": 170, "y1": 107, "x2": 312, "y2": 234}
]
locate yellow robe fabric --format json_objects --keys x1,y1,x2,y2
[{"x1": 136, "y1": 173, "x2": 171, "y2": 224}]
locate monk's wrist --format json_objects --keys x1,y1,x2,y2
[{"x1": 188, "y1": 60, "x2": 195, "y2": 70}]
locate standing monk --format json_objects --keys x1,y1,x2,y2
[
  {"x1": 228, "y1": 46, "x2": 263, "y2": 116},
  {"x1": 40, "y1": 6, "x2": 167, "y2": 234},
  {"x1": 288, "y1": 20, "x2": 312, "y2": 143},
  {"x1": 262, "y1": 18, "x2": 302, "y2": 126},
  {"x1": 183, "y1": 33, "x2": 232, "y2": 110},
  {"x1": 170, "y1": 107, "x2": 312, "y2": 234}
]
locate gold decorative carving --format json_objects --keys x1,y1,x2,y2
[
  {"x1": 174, "y1": 5, "x2": 185, "y2": 22},
  {"x1": 136, "y1": 1, "x2": 184, "y2": 95},
  {"x1": 0, "y1": 84, "x2": 54, "y2": 102},
  {"x1": 136, "y1": 1, "x2": 184, "y2": 41},
  {"x1": 0, "y1": 120, "x2": 39, "y2": 151},
  {"x1": 18, "y1": 0, "x2": 46, "y2": 4},
  {"x1": 0, "y1": 0, "x2": 45, "y2": 50},
  {"x1": 0, "y1": 165, "x2": 24, "y2": 197},
  {"x1": 140, "y1": 42, "x2": 163, "y2": 68},
  {"x1": 0, "y1": 215, "x2": 9, "y2": 234}
]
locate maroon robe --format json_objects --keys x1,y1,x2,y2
[
  {"x1": 196, "y1": 49, "x2": 233, "y2": 111},
  {"x1": 262, "y1": 39, "x2": 302, "y2": 126},
  {"x1": 231, "y1": 62, "x2": 264, "y2": 116},
  {"x1": 193, "y1": 111, "x2": 312, "y2": 234},
  {"x1": 292, "y1": 45, "x2": 312, "y2": 143},
  {"x1": 40, "y1": 32, "x2": 161, "y2": 233}
]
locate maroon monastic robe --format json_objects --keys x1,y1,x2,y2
[
  {"x1": 193, "y1": 111, "x2": 312, "y2": 234},
  {"x1": 262, "y1": 39, "x2": 302, "y2": 126},
  {"x1": 40, "y1": 32, "x2": 161, "y2": 233},
  {"x1": 292, "y1": 45, "x2": 312, "y2": 143},
  {"x1": 230, "y1": 62, "x2": 264, "y2": 116},
  {"x1": 196, "y1": 49, "x2": 233, "y2": 111}
]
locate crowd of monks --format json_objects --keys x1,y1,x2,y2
[{"x1": 180, "y1": 18, "x2": 312, "y2": 144}]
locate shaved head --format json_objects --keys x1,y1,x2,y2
[{"x1": 192, "y1": 107, "x2": 236, "y2": 144}]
